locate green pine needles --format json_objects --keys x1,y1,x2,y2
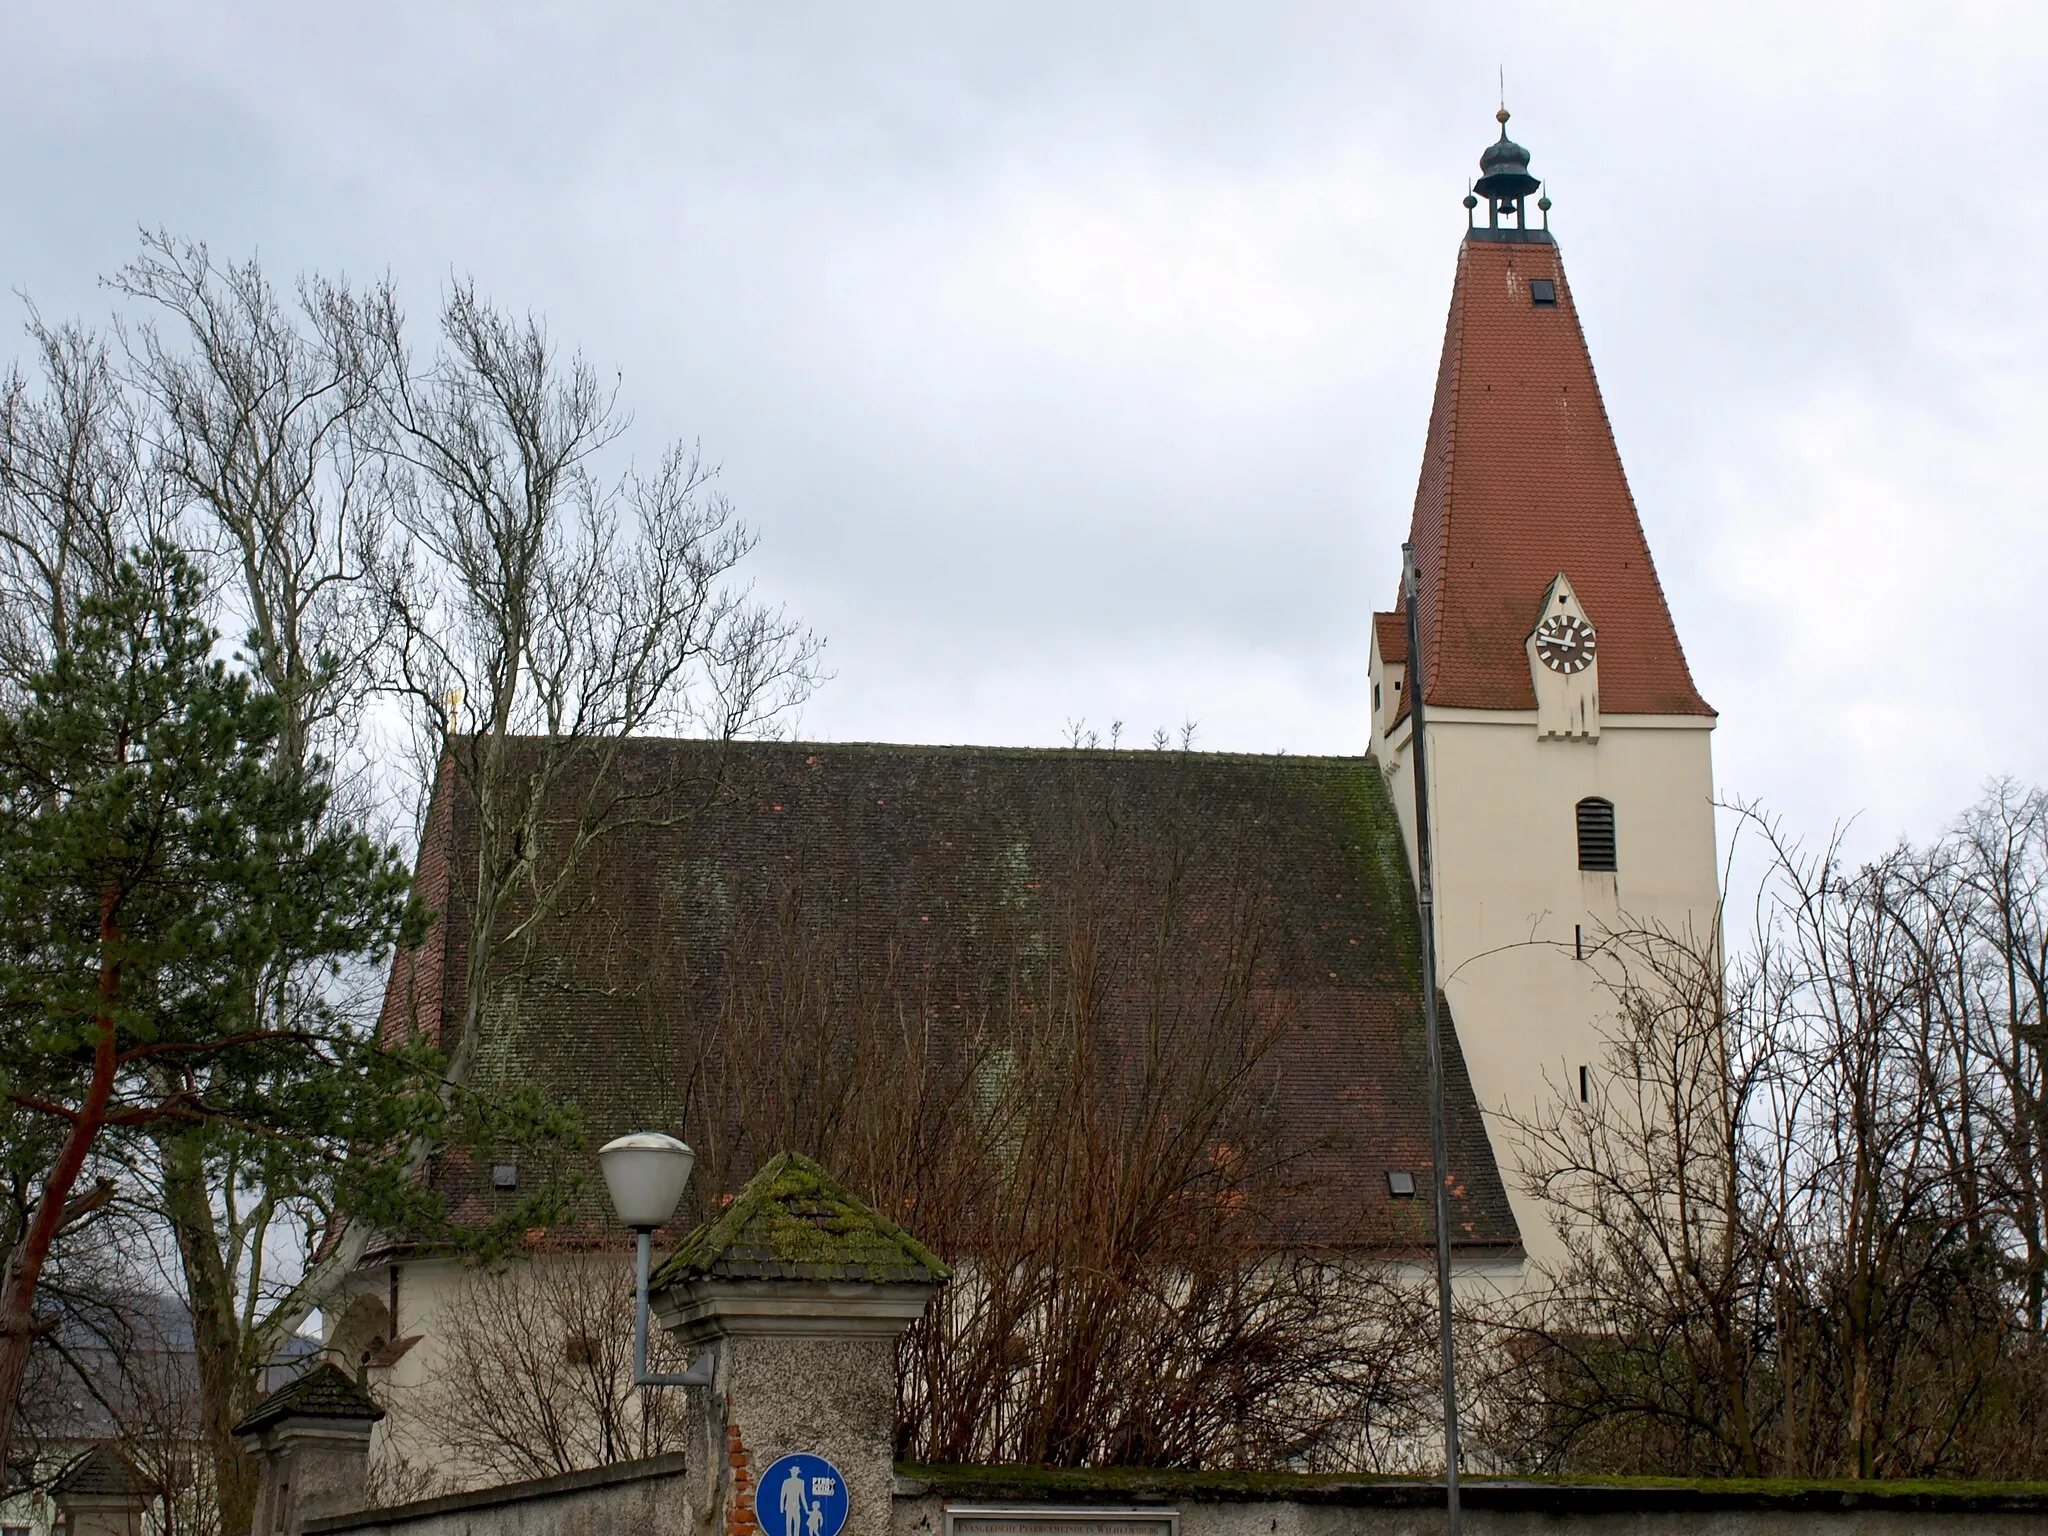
[{"x1": 0, "y1": 541, "x2": 419, "y2": 1463}]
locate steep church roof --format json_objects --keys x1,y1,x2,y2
[
  {"x1": 379, "y1": 740, "x2": 1520, "y2": 1259},
  {"x1": 1398, "y1": 177, "x2": 1712, "y2": 717}
]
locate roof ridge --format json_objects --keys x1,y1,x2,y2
[
  {"x1": 430, "y1": 737, "x2": 1380, "y2": 767},
  {"x1": 1428, "y1": 238, "x2": 1469, "y2": 704}
]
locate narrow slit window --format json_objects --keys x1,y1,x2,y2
[
  {"x1": 1530, "y1": 277, "x2": 1557, "y2": 305},
  {"x1": 1577, "y1": 797, "x2": 1617, "y2": 871},
  {"x1": 1579, "y1": 1065, "x2": 1590, "y2": 1103}
]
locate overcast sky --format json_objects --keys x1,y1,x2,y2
[{"x1": 4, "y1": 2, "x2": 2042, "y2": 858}]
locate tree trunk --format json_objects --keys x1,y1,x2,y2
[
  {"x1": 160, "y1": 1131, "x2": 258, "y2": 1536},
  {"x1": 0, "y1": 1124, "x2": 93, "y2": 1475},
  {"x1": 0, "y1": 892, "x2": 122, "y2": 1474}
]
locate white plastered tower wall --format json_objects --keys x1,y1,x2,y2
[{"x1": 1369, "y1": 598, "x2": 1720, "y2": 1281}]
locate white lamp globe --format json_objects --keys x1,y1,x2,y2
[{"x1": 598, "y1": 1132, "x2": 697, "y2": 1231}]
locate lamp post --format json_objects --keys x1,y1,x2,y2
[
  {"x1": 1403, "y1": 542, "x2": 1462, "y2": 1534},
  {"x1": 598, "y1": 1131, "x2": 716, "y2": 1388}
]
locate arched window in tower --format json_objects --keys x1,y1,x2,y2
[{"x1": 1576, "y1": 797, "x2": 1617, "y2": 872}]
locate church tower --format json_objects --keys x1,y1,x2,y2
[{"x1": 1368, "y1": 113, "x2": 1720, "y2": 1273}]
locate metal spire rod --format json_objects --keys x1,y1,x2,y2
[{"x1": 1401, "y1": 541, "x2": 1462, "y2": 1535}]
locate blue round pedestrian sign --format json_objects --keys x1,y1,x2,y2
[{"x1": 755, "y1": 1453, "x2": 849, "y2": 1536}]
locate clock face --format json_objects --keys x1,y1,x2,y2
[{"x1": 1534, "y1": 613, "x2": 1597, "y2": 674}]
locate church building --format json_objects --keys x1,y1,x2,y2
[{"x1": 332, "y1": 113, "x2": 1719, "y2": 1463}]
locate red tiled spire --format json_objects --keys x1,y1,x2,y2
[{"x1": 1402, "y1": 230, "x2": 1713, "y2": 717}]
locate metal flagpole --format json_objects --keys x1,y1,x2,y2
[{"x1": 1401, "y1": 542, "x2": 1462, "y2": 1535}]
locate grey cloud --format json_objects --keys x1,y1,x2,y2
[{"x1": 1, "y1": 0, "x2": 2042, "y2": 849}]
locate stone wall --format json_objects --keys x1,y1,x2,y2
[
  {"x1": 303, "y1": 1452, "x2": 692, "y2": 1536},
  {"x1": 895, "y1": 1478, "x2": 2048, "y2": 1535},
  {"x1": 307, "y1": 1457, "x2": 2048, "y2": 1536},
  {"x1": 289, "y1": 1153, "x2": 2048, "y2": 1536}
]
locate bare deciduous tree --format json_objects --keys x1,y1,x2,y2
[
  {"x1": 2, "y1": 245, "x2": 818, "y2": 1522},
  {"x1": 363, "y1": 278, "x2": 819, "y2": 1152},
  {"x1": 407, "y1": 1253, "x2": 687, "y2": 1490},
  {"x1": 108, "y1": 234, "x2": 400, "y2": 1534},
  {"x1": 1482, "y1": 919, "x2": 1783, "y2": 1476},
  {"x1": 0, "y1": 312, "x2": 164, "y2": 690},
  {"x1": 1953, "y1": 781, "x2": 2048, "y2": 1335},
  {"x1": 1488, "y1": 793, "x2": 2048, "y2": 1480},
  {"x1": 670, "y1": 758, "x2": 1441, "y2": 1471},
  {"x1": 115, "y1": 232, "x2": 390, "y2": 774}
]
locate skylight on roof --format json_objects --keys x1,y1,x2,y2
[{"x1": 1529, "y1": 278, "x2": 1557, "y2": 306}]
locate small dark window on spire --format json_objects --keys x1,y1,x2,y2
[
  {"x1": 1577, "y1": 797, "x2": 1617, "y2": 871},
  {"x1": 1530, "y1": 278, "x2": 1557, "y2": 306}
]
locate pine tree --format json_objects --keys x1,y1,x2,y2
[{"x1": 0, "y1": 540, "x2": 418, "y2": 1474}]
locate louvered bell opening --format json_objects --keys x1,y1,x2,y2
[{"x1": 1577, "y1": 797, "x2": 1617, "y2": 872}]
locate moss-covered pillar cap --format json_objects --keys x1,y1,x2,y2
[
  {"x1": 651, "y1": 1151, "x2": 948, "y2": 1347},
  {"x1": 232, "y1": 1360, "x2": 386, "y2": 1441}
]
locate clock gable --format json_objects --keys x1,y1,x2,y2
[{"x1": 1526, "y1": 572, "x2": 1599, "y2": 739}]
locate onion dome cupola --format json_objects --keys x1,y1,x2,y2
[{"x1": 1467, "y1": 107, "x2": 1550, "y2": 239}]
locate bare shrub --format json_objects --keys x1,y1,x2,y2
[
  {"x1": 673, "y1": 756, "x2": 1441, "y2": 1470},
  {"x1": 1486, "y1": 791, "x2": 2048, "y2": 1480},
  {"x1": 413, "y1": 1253, "x2": 687, "y2": 1487}
]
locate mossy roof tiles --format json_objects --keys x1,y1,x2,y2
[
  {"x1": 233, "y1": 1361, "x2": 385, "y2": 1435},
  {"x1": 655, "y1": 1151, "x2": 949, "y2": 1286},
  {"x1": 380, "y1": 740, "x2": 1519, "y2": 1257},
  {"x1": 53, "y1": 1444, "x2": 150, "y2": 1497}
]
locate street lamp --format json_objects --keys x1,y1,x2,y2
[
  {"x1": 1403, "y1": 543, "x2": 1461, "y2": 1535},
  {"x1": 598, "y1": 1132, "x2": 716, "y2": 1388}
]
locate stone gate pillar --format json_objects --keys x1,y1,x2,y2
[
  {"x1": 652, "y1": 1153, "x2": 948, "y2": 1536},
  {"x1": 51, "y1": 1445, "x2": 156, "y2": 1536},
  {"x1": 232, "y1": 1360, "x2": 385, "y2": 1536}
]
